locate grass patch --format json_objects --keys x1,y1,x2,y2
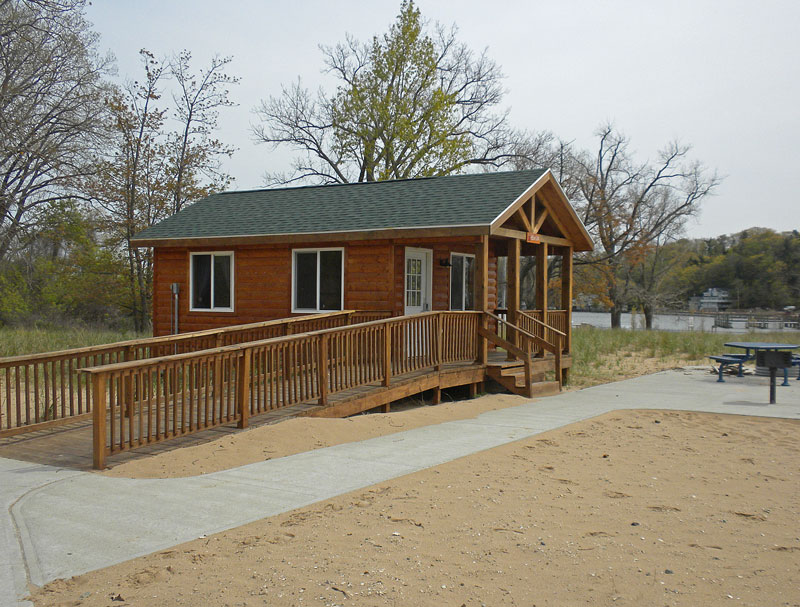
[
  {"x1": 569, "y1": 327, "x2": 794, "y2": 389},
  {"x1": 0, "y1": 326, "x2": 145, "y2": 357}
]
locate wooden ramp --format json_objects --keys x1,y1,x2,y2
[
  {"x1": 0, "y1": 311, "x2": 572, "y2": 470},
  {"x1": 0, "y1": 360, "x2": 489, "y2": 470}
]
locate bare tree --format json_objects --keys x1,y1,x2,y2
[
  {"x1": 571, "y1": 124, "x2": 720, "y2": 327},
  {"x1": 169, "y1": 51, "x2": 237, "y2": 214},
  {"x1": 89, "y1": 50, "x2": 169, "y2": 332},
  {"x1": 87, "y1": 50, "x2": 237, "y2": 331},
  {"x1": 252, "y1": 0, "x2": 518, "y2": 185},
  {"x1": 0, "y1": 0, "x2": 110, "y2": 263}
]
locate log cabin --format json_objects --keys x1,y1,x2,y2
[
  {"x1": 134, "y1": 169, "x2": 591, "y2": 330},
  {"x1": 130, "y1": 168, "x2": 592, "y2": 405}
]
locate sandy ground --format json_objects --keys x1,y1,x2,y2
[
  {"x1": 102, "y1": 356, "x2": 695, "y2": 480},
  {"x1": 31, "y1": 408, "x2": 800, "y2": 607},
  {"x1": 102, "y1": 392, "x2": 530, "y2": 479}
]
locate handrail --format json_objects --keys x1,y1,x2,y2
[
  {"x1": 0, "y1": 310, "x2": 391, "y2": 437},
  {"x1": 516, "y1": 311, "x2": 567, "y2": 338},
  {"x1": 84, "y1": 311, "x2": 482, "y2": 468},
  {"x1": 79, "y1": 311, "x2": 457, "y2": 375},
  {"x1": 0, "y1": 310, "x2": 362, "y2": 366},
  {"x1": 485, "y1": 312, "x2": 559, "y2": 355}
]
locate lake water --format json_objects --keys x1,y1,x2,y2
[{"x1": 572, "y1": 311, "x2": 799, "y2": 334}]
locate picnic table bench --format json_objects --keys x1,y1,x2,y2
[{"x1": 709, "y1": 354, "x2": 747, "y2": 382}]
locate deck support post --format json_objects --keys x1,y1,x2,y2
[
  {"x1": 237, "y1": 350, "x2": 251, "y2": 429},
  {"x1": 475, "y1": 235, "x2": 489, "y2": 365},
  {"x1": 91, "y1": 373, "x2": 107, "y2": 470},
  {"x1": 318, "y1": 335, "x2": 329, "y2": 406},
  {"x1": 432, "y1": 387, "x2": 441, "y2": 405},
  {"x1": 559, "y1": 246, "x2": 573, "y2": 385}
]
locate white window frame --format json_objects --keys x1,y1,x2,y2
[
  {"x1": 450, "y1": 252, "x2": 475, "y2": 311},
  {"x1": 291, "y1": 247, "x2": 345, "y2": 313},
  {"x1": 189, "y1": 251, "x2": 234, "y2": 312}
]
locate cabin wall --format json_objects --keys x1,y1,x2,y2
[{"x1": 152, "y1": 237, "x2": 499, "y2": 336}]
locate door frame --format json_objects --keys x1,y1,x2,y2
[{"x1": 403, "y1": 247, "x2": 433, "y2": 315}]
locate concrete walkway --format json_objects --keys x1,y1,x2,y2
[{"x1": 2, "y1": 368, "x2": 798, "y2": 606}]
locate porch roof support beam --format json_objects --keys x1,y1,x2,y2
[
  {"x1": 561, "y1": 246, "x2": 573, "y2": 354},
  {"x1": 535, "y1": 242, "x2": 548, "y2": 326},
  {"x1": 491, "y1": 227, "x2": 571, "y2": 248},
  {"x1": 475, "y1": 235, "x2": 489, "y2": 365},
  {"x1": 507, "y1": 238, "x2": 521, "y2": 354}
]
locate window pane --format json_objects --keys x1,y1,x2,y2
[
  {"x1": 192, "y1": 255, "x2": 211, "y2": 309},
  {"x1": 450, "y1": 255, "x2": 464, "y2": 310},
  {"x1": 213, "y1": 255, "x2": 231, "y2": 308},
  {"x1": 295, "y1": 252, "x2": 317, "y2": 310},
  {"x1": 319, "y1": 250, "x2": 342, "y2": 310},
  {"x1": 464, "y1": 256, "x2": 475, "y2": 310}
]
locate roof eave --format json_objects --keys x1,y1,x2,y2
[{"x1": 131, "y1": 224, "x2": 492, "y2": 248}]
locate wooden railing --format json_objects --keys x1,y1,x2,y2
[
  {"x1": 0, "y1": 310, "x2": 391, "y2": 438},
  {"x1": 83, "y1": 311, "x2": 481, "y2": 469},
  {"x1": 484, "y1": 312, "x2": 563, "y2": 393},
  {"x1": 516, "y1": 311, "x2": 568, "y2": 355},
  {"x1": 493, "y1": 308, "x2": 569, "y2": 354}
]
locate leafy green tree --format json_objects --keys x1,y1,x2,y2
[
  {"x1": 0, "y1": 201, "x2": 127, "y2": 327},
  {"x1": 662, "y1": 228, "x2": 800, "y2": 311},
  {"x1": 253, "y1": 0, "x2": 515, "y2": 184}
]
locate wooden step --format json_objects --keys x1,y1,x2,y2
[
  {"x1": 528, "y1": 380, "x2": 561, "y2": 397},
  {"x1": 486, "y1": 365, "x2": 560, "y2": 398}
]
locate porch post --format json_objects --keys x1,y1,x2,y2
[
  {"x1": 561, "y1": 247, "x2": 573, "y2": 354},
  {"x1": 475, "y1": 235, "x2": 489, "y2": 365},
  {"x1": 535, "y1": 242, "x2": 548, "y2": 326},
  {"x1": 507, "y1": 238, "x2": 520, "y2": 357}
]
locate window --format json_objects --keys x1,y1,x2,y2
[
  {"x1": 450, "y1": 253, "x2": 475, "y2": 311},
  {"x1": 292, "y1": 248, "x2": 343, "y2": 312},
  {"x1": 190, "y1": 252, "x2": 233, "y2": 311}
]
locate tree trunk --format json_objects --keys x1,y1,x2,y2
[
  {"x1": 643, "y1": 305, "x2": 654, "y2": 330},
  {"x1": 610, "y1": 306, "x2": 622, "y2": 329}
]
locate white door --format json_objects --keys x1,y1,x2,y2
[{"x1": 404, "y1": 248, "x2": 432, "y2": 315}]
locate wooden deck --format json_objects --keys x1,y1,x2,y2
[
  {"x1": 0, "y1": 311, "x2": 571, "y2": 470},
  {"x1": 0, "y1": 358, "x2": 491, "y2": 471}
]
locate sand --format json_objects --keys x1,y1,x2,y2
[
  {"x1": 31, "y1": 408, "x2": 800, "y2": 607},
  {"x1": 101, "y1": 356, "x2": 694, "y2": 480},
  {"x1": 101, "y1": 392, "x2": 531, "y2": 479}
]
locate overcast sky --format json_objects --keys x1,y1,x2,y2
[{"x1": 85, "y1": 0, "x2": 799, "y2": 240}]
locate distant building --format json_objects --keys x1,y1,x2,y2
[{"x1": 689, "y1": 288, "x2": 731, "y2": 312}]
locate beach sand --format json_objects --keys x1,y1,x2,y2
[{"x1": 30, "y1": 407, "x2": 800, "y2": 606}]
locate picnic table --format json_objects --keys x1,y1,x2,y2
[{"x1": 724, "y1": 341, "x2": 799, "y2": 386}]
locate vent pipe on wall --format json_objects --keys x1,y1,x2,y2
[{"x1": 171, "y1": 283, "x2": 180, "y2": 335}]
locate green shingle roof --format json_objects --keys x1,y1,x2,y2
[{"x1": 133, "y1": 169, "x2": 548, "y2": 242}]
